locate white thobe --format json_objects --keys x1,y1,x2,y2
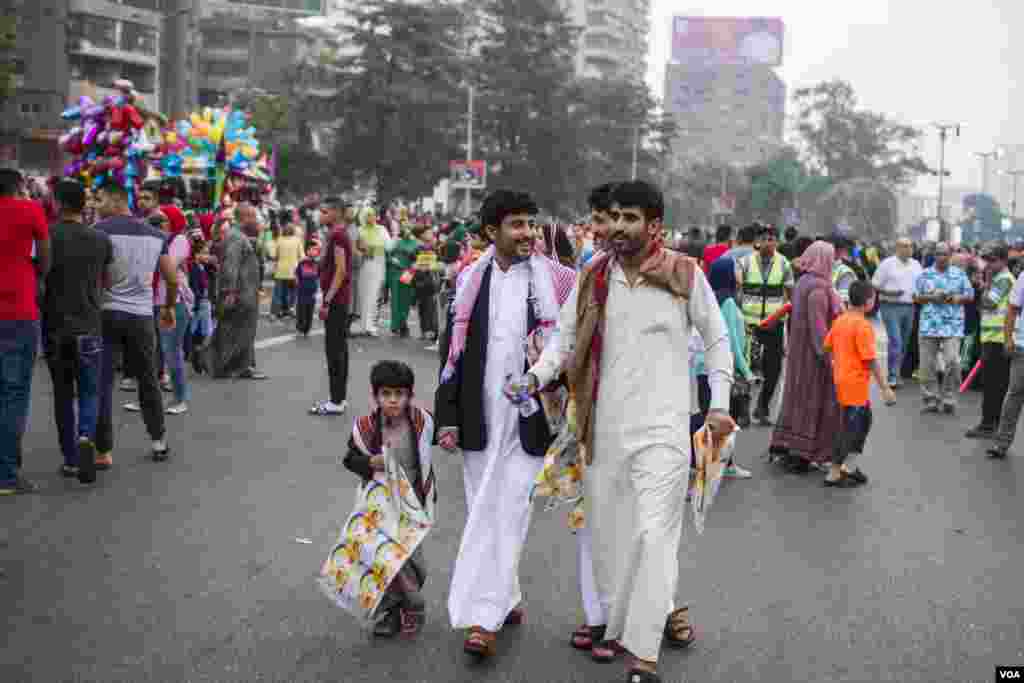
[
  {"x1": 531, "y1": 260, "x2": 732, "y2": 662},
  {"x1": 355, "y1": 227, "x2": 393, "y2": 334},
  {"x1": 448, "y1": 261, "x2": 545, "y2": 631}
]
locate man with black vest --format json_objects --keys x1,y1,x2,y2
[{"x1": 435, "y1": 190, "x2": 575, "y2": 658}]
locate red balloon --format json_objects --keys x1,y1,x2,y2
[
  {"x1": 108, "y1": 158, "x2": 125, "y2": 171},
  {"x1": 109, "y1": 106, "x2": 126, "y2": 131}
]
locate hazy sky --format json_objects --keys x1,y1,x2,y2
[{"x1": 647, "y1": 0, "x2": 1021, "y2": 202}]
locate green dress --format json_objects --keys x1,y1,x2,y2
[{"x1": 387, "y1": 236, "x2": 419, "y2": 334}]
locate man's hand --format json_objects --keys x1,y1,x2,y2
[
  {"x1": 705, "y1": 409, "x2": 737, "y2": 445},
  {"x1": 369, "y1": 455, "x2": 386, "y2": 472},
  {"x1": 503, "y1": 373, "x2": 539, "y2": 403},
  {"x1": 159, "y1": 305, "x2": 176, "y2": 331},
  {"x1": 882, "y1": 385, "x2": 897, "y2": 406},
  {"x1": 1007, "y1": 334, "x2": 1016, "y2": 355},
  {"x1": 438, "y1": 428, "x2": 459, "y2": 453}
]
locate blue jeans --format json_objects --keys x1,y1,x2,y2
[
  {"x1": 46, "y1": 333, "x2": 102, "y2": 466},
  {"x1": 159, "y1": 302, "x2": 192, "y2": 404},
  {"x1": 0, "y1": 320, "x2": 39, "y2": 486},
  {"x1": 881, "y1": 303, "x2": 915, "y2": 383},
  {"x1": 271, "y1": 280, "x2": 295, "y2": 316}
]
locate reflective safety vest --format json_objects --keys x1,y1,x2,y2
[
  {"x1": 832, "y1": 261, "x2": 857, "y2": 304},
  {"x1": 741, "y1": 252, "x2": 788, "y2": 325},
  {"x1": 981, "y1": 269, "x2": 1015, "y2": 344}
]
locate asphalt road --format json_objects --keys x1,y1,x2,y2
[{"x1": 2, "y1": 309, "x2": 1023, "y2": 683}]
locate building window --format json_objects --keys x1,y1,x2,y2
[
  {"x1": 69, "y1": 14, "x2": 118, "y2": 51},
  {"x1": 122, "y1": 22, "x2": 158, "y2": 56},
  {"x1": 203, "y1": 60, "x2": 247, "y2": 78}
]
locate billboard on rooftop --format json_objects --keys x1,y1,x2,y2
[{"x1": 671, "y1": 17, "x2": 784, "y2": 67}]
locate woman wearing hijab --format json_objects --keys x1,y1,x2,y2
[
  {"x1": 690, "y1": 257, "x2": 757, "y2": 478},
  {"x1": 769, "y1": 241, "x2": 843, "y2": 473}
]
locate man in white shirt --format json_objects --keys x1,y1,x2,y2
[
  {"x1": 520, "y1": 180, "x2": 734, "y2": 683},
  {"x1": 872, "y1": 238, "x2": 922, "y2": 388}
]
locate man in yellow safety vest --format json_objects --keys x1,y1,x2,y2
[
  {"x1": 966, "y1": 245, "x2": 1015, "y2": 438},
  {"x1": 736, "y1": 225, "x2": 794, "y2": 426}
]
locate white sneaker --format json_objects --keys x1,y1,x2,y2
[
  {"x1": 123, "y1": 401, "x2": 141, "y2": 412},
  {"x1": 723, "y1": 463, "x2": 753, "y2": 479},
  {"x1": 165, "y1": 402, "x2": 189, "y2": 415},
  {"x1": 425, "y1": 342, "x2": 440, "y2": 352},
  {"x1": 120, "y1": 378, "x2": 137, "y2": 392}
]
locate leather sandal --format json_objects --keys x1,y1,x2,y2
[
  {"x1": 664, "y1": 607, "x2": 696, "y2": 648},
  {"x1": 591, "y1": 638, "x2": 628, "y2": 663},
  {"x1": 571, "y1": 623, "x2": 606, "y2": 650},
  {"x1": 464, "y1": 626, "x2": 496, "y2": 657},
  {"x1": 627, "y1": 668, "x2": 662, "y2": 683}
]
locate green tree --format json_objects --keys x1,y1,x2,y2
[
  {"x1": 329, "y1": 0, "x2": 466, "y2": 207},
  {"x1": 744, "y1": 147, "x2": 832, "y2": 223},
  {"x1": 0, "y1": 13, "x2": 17, "y2": 102},
  {"x1": 472, "y1": 0, "x2": 584, "y2": 216},
  {"x1": 793, "y1": 80, "x2": 932, "y2": 186}
]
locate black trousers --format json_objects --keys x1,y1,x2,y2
[
  {"x1": 98, "y1": 312, "x2": 165, "y2": 453},
  {"x1": 325, "y1": 301, "x2": 350, "y2": 404},
  {"x1": 415, "y1": 282, "x2": 438, "y2": 337},
  {"x1": 296, "y1": 299, "x2": 315, "y2": 335},
  {"x1": 981, "y1": 342, "x2": 1012, "y2": 427},
  {"x1": 755, "y1": 324, "x2": 785, "y2": 415}
]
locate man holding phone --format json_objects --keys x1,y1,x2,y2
[{"x1": 913, "y1": 242, "x2": 974, "y2": 415}]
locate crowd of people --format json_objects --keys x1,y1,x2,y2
[{"x1": 5, "y1": 167, "x2": 1024, "y2": 683}]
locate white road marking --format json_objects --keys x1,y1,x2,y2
[{"x1": 254, "y1": 328, "x2": 325, "y2": 350}]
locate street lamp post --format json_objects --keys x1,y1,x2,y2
[
  {"x1": 933, "y1": 123, "x2": 960, "y2": 242},
  {"x1": 974, "y1": 148, "x2": 1002, "y2": 195},
  {"x1": 1001, "y1": 170, "x2": 1024, "y2": 220}
]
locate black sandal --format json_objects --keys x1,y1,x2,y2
[
  {"x1": 591, "y1": 638, "x2": 627, "y2": 663},
  {"x1": 664, "y1": 607, "x2": 696, "y2": 648},
  {"x1": 823, "y1": 475, "x2": 859, "y2": 488},
  {"x1": 373, "y1": 608, "x2": 401, "y2": 638},
  {"x1": 571, "y1": 623, "x2": 606, "y2": 650}
]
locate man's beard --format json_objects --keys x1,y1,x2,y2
[{"x1": 609, "y1": 234, "x2": 645, "y2": 257}]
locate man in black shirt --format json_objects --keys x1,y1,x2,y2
[{"x1": 43, "y1": 180, "x2": 114, "y2": 483}]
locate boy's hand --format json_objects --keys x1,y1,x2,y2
[
  {"x1": 369, "y1": 455, "x2": 385, "y2": 472},
  {"x1": 438, "y1": 427, "x2": 459, "y2": 452},
  {"x1": 882, "y1": 385, "x2": 896, "y2": 405}
]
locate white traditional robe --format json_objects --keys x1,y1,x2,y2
[
  {"x1": 355, "y1": 225, "x2": 393, "y2": 335},
  {"x1": 448, "y1": 261, "x2": 546, "y2": 631},
  {"x1": 531, "y1": 259, "x2": 732, "y2": 662}
]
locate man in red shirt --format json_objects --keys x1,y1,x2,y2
[
  {"x1": 0, "y1": 169, "x2": 50, "y2": 494},
  {"x1": 702, "y1": 223, "x2": 734, "y2": 273},
  {"x1": 310, "y1": 196, "x2": 353, "y2": 416}
]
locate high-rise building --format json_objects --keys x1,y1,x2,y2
[
  {"x1": 663, "y1": 17, "x2": 786, "y2": 168},
  {"x1": 561, "y1": 0, "x2": 650, "y2": 81},
  {"x1": 191, "y1": 0, "x2": 327, "y2": 109},
  {"x1": 664, "y1": 61, "x2": 785, "y2": 166}
]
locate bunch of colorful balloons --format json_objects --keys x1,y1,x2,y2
[
  {"x1": 59, "y1": 79, "x2": 156, "y2": 194},
  {"x1": 170, "y1": 107, "x2": 262, "y2": 176}
]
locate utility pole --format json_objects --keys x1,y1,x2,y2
[
  {"x1": 631, "y1": 125, "x2": 639, "y2": 181},
  {"x1": 465, "y1": 84, "x2": 474, "y2": 216},
  {"x1": 933, "y1": 123, "x2": 960, "y2": 242}
]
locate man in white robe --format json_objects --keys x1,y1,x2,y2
[
  {"x1": 435, "y1": 190, "x2": 576, "y2": 657},
  {"x1": 524, "y1": 180, "x2": 735, "y2": 683}
]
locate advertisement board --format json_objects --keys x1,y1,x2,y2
[
  {"x1": 671, "y1": 17, "x2": 784, "y2": 67},
  {"x1": 450, "y1": 160, "x2": 487, "y2": 190}
]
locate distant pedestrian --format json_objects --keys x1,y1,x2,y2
[
  {"x1": 42, "y1": 179, "x2": 113, "y2": 483},
  {"x1": 295, "y1": 245, "x2": 320, "y2": 337},
  {"x1": 0, "y1": 169, "x2": 50, "y2": 495},
  {"x1": 310, "y1": 197, "x2": 353, "y2": 416}
]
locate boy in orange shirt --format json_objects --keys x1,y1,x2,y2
[{"x1": 823, "y1": 280, "x2": 896, "y2": 487}]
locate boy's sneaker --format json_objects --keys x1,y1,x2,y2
[
  {"x1": 424, "y1": 342, "x2": 440, "y2": 352},
  {"x1": 60, "y1": 464, "x2": 79, "y2": 478},
  {"x1": 310, "y1": 400, "x2": 346, "y2": 416},
  {"x1": 120, "y1": 378, "x2": 137, "y2": 392},
  {"x1": 0, "y1": 475, "x2": 39, "y2": 495},
  {"x1": 152, "y1": 440, "x2": 170, "y2": 462},
  {"x1": 165, "y1": 402, "x2": 189, "y2": 415},
  {"x1": 723, "y1": 463, "x2": 753, "y2": 479},
  {"x1": 77, "y1": 437, "x2": 97, "y2": 484},
  {"x1": 965, "y1": 423, "x2": 996, "y2": 439},
  {"x1": 123, "y1": 401, "x2": 141, "y2": 412}
]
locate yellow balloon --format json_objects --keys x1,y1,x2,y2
[
  {"x1": 165, "y1": 131, "x2": 177, "y2": 145},
  {"x1": 226, "y1": 142, "x2": 239, "y2": 156},
  {"x1": 190, "y1": 113, "x2": 202, "y2": 127},
  {"x1": 203, "y1": 108, "x2": 213, "y2": 122},
  {"x1": 243, "y1": 145, "x2": 258, "y2": 159}
]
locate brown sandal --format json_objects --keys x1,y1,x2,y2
[
  {"x1": 571, "y1": 623, "x2": 606, "y2": 650},
  {"x1": 504, "y1": 606, "x2": 525, "y2": 626},
  {"x1": 464, "y1": 626, "x2": 496, "y2": 657},
  {"x1": 664, "y1": 607, "x2": 696, "y2": 648}
]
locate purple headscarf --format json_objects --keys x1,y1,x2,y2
[{"x1": 798, "y1": 241, "x2": 835, "y2": 280}]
